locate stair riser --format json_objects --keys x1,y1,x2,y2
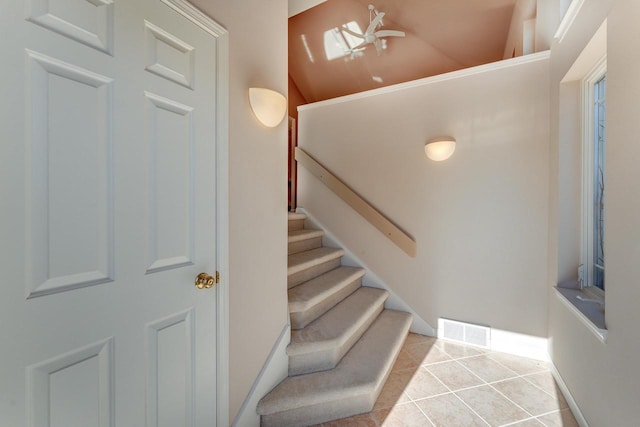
[
  {"x1": 288, "y1": 218, "x2": 305, "y2": 231},
  {"x1": 289, "y1": 277, "x2": 362, "y2": 330},
  {"x1": 288, "y1": 258, "x2": 340, "y2": 289},
  {"x1": 260, "y1": 395, "x2": 373, "y2": 427},
  {"x1": 288, "y1": 302, "x2": 384, "y2": 376},
  {"x1": 288, "y1": 236, "x2": 322, "y2": 255}
]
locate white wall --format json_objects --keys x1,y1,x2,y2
[
  {"x1": 189, "y1": 0, "x2": 289, "y2": 423},
  {"x1": 297, "y1": 54, "x2": 550, "y2": 341},
  {"x1": 556, "y1": 81, "x2": 582, "y2": 283},
  {"x1": 548, "y1": 0, "x2": 640, "y2": 425},
  {"x1": 502, "y1": 0, "x2": 537, "y2": 58},
  {"x1": 535, "y1": 0, "x2": 562, "y2": 54}
]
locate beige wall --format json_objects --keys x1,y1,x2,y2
[
  {"x1": 297, "y1": 55, "x2": 551, "y2": 341},
  {"x1": 548, "y1": 0, "x2": 640, "y2": 425},
  {"x1": 189, "y1": 0, "x2": 289, "y2": 422},
  {"x1": 183, "y1": 0, "x2": 640, "y2": 424}
]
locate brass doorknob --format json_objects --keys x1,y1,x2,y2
[{"x1": 195, "y1": 272, "x2": 215, "y2": 289}]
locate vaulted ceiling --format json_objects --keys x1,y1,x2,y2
[{"x1": 289, "y1": 0, "x2": 519, "y2": 103}]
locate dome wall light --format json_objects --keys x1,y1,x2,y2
[
  {"x1": 249, "y1": 87, "x2": 287, "y2": 128},
  {"x1": 424, "y1": 137, "x2": 456, "y2": 161}
]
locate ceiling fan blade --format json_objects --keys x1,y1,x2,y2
[
  {"x1": 341, "y1": 26, "x2": 364, "y2": 39},
  {"x1": 351, "y1": 41, "x2": 367, "y2": 50},
  {"x1": 374, "y1": 39, "x2": 383, "y2": 55},
  {"x1": 374, "y1": 30, "x2": 405, "y2": 38},
  {"x1": 365, "y1": 11, "x2": 385, "y2": 35}
]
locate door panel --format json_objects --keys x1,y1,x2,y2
[
  {"x1": 147, "y1": 310, "x2": 194, "y2": 427},
  {"x1": 145, "y1": 92, "x2": 195, "y2": 274},
  {"x1": 144, "y1": 21, "x2": 195, "y2": 89},
  {"x1": 0, "y1": 1, "x2": 223, "y2": 426},
  {"x1": 26, "y1": 0, "x2": 115, "y2": 54},
  {"x1": 25, "y1": 51, "x2": 114, "y2": 298},
  {"x1": 28, "y1": 338, "x2": 114, "y2": 427}
]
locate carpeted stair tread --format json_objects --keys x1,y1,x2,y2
[
  {"x1": 288, "y1": 287, "x2": 387, "y2": 375},
  {"x1": 288, "y1": 229, "x2": 325, "y2": 255},
  {"x1": 288, "y1": 247, "x2": 344, "y2": 277},
  {"x1": 288, "y1": 212, "x2": 307, "y2": 231},
  {"x1": 288, "y1": 212, "x2": 307, "y2": 221},
  {"x1": 257, "y1": 310, "x2": 412, "y2": 426},
  {"x1": 288, "y1": 228, "x2": 324, "y2": 243},
  {"x1": 289, "y1": 287, "x2": 386, "y2": 354},
  {"x1": 288, "y1": 266, "x2": 364, "y2": 329}
]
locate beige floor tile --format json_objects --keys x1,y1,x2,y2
[
  {"x1": 521, "y1": 372, "x2": 568, "y2": 412},
  {"x1": 374, "y1": 369, "x2": 413, "y2": 410},
  {"x1": 404, "y1": 333, "x2": 438, "y2": 347},
  {"x1": 436, "y1": 341, "x2": 486, "y2": 359},
  {"x1": 393, "y1": 349, "x2": 420, "y2": 371},
  {"x1": 520, "y1": 371, "x2": 557, "y2": 393},
  {"x1": 458, "y1": 355, "x2": 519, "y2": 383},
  {"x1": 405, "y1": 342, "x2": 452, "y2": 366},
  {"x1": 492, "y1": 378, "x2": 566, "y2": 416},
  {"x1": 456, "y1": 385, "x2": 530, "y2": 426},
  {"x1": 505, "y1": 418, "x2": 545, "y2": 426},
  {"x1": 415, "y1": 393, "x2": 489, "y2": 427},
  {"x1": 372, "y1": 403, "x2": 432, "y2": 426},
  {"x1": 535, "y1": 408, "x2": 579, "y2": 427},
  {"x1": 324, "y1": 338, "x2": 575, "y2": 427},
  {"x1": 426, "y1": 361, "x2": 484, "y2": 391},
  {"x1": 488, "y1": 353, "x2": 549, "y2": 375},
  {"x1": 323, "y1": 412, "x2": 378, "y2": 426},
  {"x1": 403, "y1": 368, "x2": 449, "y2": 400}
]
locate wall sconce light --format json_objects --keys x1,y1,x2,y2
[
  {"x1": 249, "y1": 88, "x2": 287, "y2": 128},
  {"x1": 424, "y1": 137, "x2": 456, "y2": 161}
]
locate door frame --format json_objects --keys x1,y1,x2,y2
[
  {"x1": 160, "y1": 1, "x2": 229, "y2": 424},
  {"x1": 288, "y1": 116, "x2": 297, "y2": 211}
]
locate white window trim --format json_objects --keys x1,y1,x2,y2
[{"x1": 580, "y1": 56, "x2": 606, "y2": 298}]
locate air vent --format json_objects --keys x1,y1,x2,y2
[{"x1": 438, "y1": 318, "x2": 491, "y2": 349}]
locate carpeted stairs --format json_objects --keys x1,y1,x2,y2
[{"x1": 256, "y1": 212, "x2": 412, "y2": 426}]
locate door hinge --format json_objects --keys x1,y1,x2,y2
[{"x1": 215, "y1": 271, "x2": 220, "y2": 284}]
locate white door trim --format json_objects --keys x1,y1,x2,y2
[{"x1": 161, "y1": 1, "x2": 229, "y2": 425}]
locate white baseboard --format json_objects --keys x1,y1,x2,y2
[
  {"x1": 549, "y1": 363, "x2": 589, "y2": 427},
  {"x1": 297, "y1": 207, "x2": 436, "y2": 337},
  {"x1": 232, "y1": 324, "x2": 290, "y2": 427},
  {"x1": 489, "y1": 328, "x2": 549, "y2": 362}
]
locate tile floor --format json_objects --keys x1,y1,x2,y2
[{"x1": 322, "y1": 333, "x2": 578, "y2": 427}]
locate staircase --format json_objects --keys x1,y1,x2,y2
[{"x1": 257, "y1": 212, "x2": 412, "y2": 426}]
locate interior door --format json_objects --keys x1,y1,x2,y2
[{"x1": 0, "y1": 1, "x2": 223, "y2": 426}]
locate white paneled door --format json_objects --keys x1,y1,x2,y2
[{"x1": 0, "y1": 1, "x2": 227, "y2": 426}]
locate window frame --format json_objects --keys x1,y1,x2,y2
[{"x1": 580, "y1": 57, "x2": 607, "y2": 297}]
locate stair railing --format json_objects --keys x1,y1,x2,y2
[{"x1": 295, "y1": 147, "x2": 416, "y2": 257}]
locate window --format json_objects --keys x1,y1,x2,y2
[
  {"x1": 581, "y1": 61, "x2": 606, "y2": 294},
  {"x1": 555, "y1": 20, "x2": 607, "y2": 340}
]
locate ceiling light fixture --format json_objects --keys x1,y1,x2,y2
[
  {"x1": 249, "y1": 88, "x2": 287, "y2": 128},
  {"x1": 424, "y1": 137, "x2": 456, "y2": 161},
  {"x1": 341, "y1": 4, "x2": 405, "y2": 56}
]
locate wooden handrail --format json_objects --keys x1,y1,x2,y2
[{"x1": 295, "y1": 147, "x2": 417, "y2": 257}]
